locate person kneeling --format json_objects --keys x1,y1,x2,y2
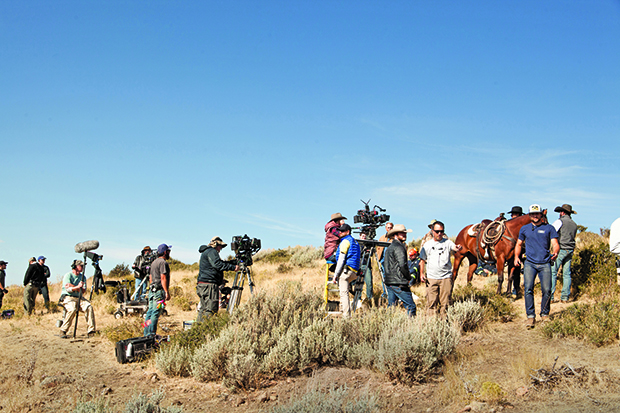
[{"x1": 59, "y1": 260, "x2": 96, "y2": 338}]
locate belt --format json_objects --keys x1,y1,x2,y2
[
  {"x1": 150, "y1": 284, "x2": 163, "y2": 292},
  {"x1": 197, "y1": 281, "x2": 216, "y2": 285}
]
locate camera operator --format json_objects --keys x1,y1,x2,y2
[
  {"x1": 196, "y1": 237, "x2": 239, "y2": 322},
  {"x1": 132, "y1": 246, "x2": 153, "y2": 300},
  {"x1": 324, "y1": 213, "x2": 347, "y2": 263},
  {"x1": 23, "y1": 255, "x2": 46, "y2": 316},
  {"x1": 0, "y1": 260, "x2": 8, "y2": 310},
  {"x1": 332, "y1": 224, "x2": 361, "y2": 319},
  {"x1": 144, "y1": 244, "x2": 171, "y2": 336},
  {"x1": 59, "y1": 260, "x2": 96, "y2": 338}
]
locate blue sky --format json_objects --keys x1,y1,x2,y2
[{"x1": 1, "y1": 1, "x2": 619, "y2": 286}]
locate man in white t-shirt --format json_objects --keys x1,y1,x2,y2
[{"x1": 420, "y1": 220, "x2": 462, "y2": 318}]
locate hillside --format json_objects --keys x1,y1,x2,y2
[{"x1": 1, "y1": 242, "x2": 619, "y2": 412}]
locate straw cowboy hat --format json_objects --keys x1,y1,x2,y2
[
  {"x1": 330, "y1": 212, "x2": 347, "y2": 222},
  {"x1": 387, "y1": 224, "x2": 413, "y2": 238}
]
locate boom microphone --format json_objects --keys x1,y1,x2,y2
[{"x1": 74, "y1": 240, "x2": 100, "y2": 253}]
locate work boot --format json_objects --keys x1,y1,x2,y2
[
  {"x1": 540, "y1": 315, "x2": 550, "y2": 323},
  {"x1": 60, "y1": 331, "x2": 69, "y2": 339},
  {"x1": 525, "y1": 317, "x2": 535, "y2": 329}
]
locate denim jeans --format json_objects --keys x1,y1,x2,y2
[
  {"x1": 362, "y1": 265, "x2": 373, "y2": 302},
  {"x1": 144, "y1": 289, "x2": 164, "y2": 336},
  {"x1": 523, "y1": 261, "x2": 552, "y2": 318},
  {"x1": 132, "y1": 277, "x2": 149, "y2": 301},
  {"x1": 551, "y1": 249, "x2": 574, "y2": 301},
  {"x1": 386, "y1": 284, "x2": 416, "y2": 317}
]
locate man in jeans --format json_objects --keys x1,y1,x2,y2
[
  {"x1": 514, "y1": 204, "x2": 559, "y2": 329},
  {"x1": 420, "y1": 221, "x2": 462, "y2": 318},
  {"x1": 144, "y1": 244, "x2": 172, "y2": 336},
  {"x1": 384, "y1": 224, "x2": 417, "y2": 317},
  {"x1": 550, "y1": 204, "x2": 578, "y2": 303}
]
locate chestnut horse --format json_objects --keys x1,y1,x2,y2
[{"x1": 452, "y1": 211, "x2": 547, "y2": 295}]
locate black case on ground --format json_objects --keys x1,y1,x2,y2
[{"x1": 115, "y1": 335, "x2": 157, "y2": 364}]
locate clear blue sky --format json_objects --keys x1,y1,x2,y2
[{"x1": 2, "y1": 1, "x2": 619, "y2": 286}]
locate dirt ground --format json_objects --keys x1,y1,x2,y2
[{"x1": 2, "y1": 266, "x2": 620, "y2": 412}]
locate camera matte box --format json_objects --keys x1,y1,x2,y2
[{"x1": 115, "y1": 335, "x2": 157, "y2": 364}]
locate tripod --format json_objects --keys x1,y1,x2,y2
[
  {"x1": 350, "y1": 238, "x2": 390, "y2": 313},
  {"x1": 227, "y1": 262, "x2": 255, "y2": 315}
]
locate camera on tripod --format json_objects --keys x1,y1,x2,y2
[
  {"x1": 231, "y1": 235, "x2": 261, "y2": 266},
  {"x1": 85, "y1": 251, "x2": 103, "y2": 264},
  {"x1": 352, "y1": 199, "x2": 390, "y2": 240}
]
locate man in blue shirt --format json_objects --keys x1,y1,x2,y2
[{"x1": 514, "y1": 204, "x2": 560, "y2": 329}]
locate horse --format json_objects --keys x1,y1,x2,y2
[{"x1": 452, "y1": 211, "x2": 547, "y2": 295}]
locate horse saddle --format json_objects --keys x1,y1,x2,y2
[{"x1": 468, "y1": 219, "x2": 507, "y2": 261}]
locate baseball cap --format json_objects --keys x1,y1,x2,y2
[
  {"x1": 157, "y1": 244, "x2": 172, "y2": 255},
  {"x1": 338, "y1": 223, "x2": 352, "y2": 232},
  {"x1": 528, "y1": 204, "x2": 542, "y2": 214},
  {"x1": 0, "y1": 260, "x2": 7, "y2": 265},
  {"x1": 38, "y1": 256, "x2": 46, "y2": 261}
]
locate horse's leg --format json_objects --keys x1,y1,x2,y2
[
  {"x1": 452, "y1": 253, "x2": 464, "y2": 283},
  {"x1": 506, "y1": 261, "x2": 515, "y2": 296},
  {"x1": 496, "y1": 256, "x2": 505, "y2": 295},
  {"x1": 467, "y1": 253, "x2": 477, "y2": 284}
]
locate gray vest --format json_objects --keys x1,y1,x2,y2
[{"x1": 557, "y1": 215, "x2": 577, "y2": 250}]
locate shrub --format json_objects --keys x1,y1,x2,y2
[
  {"x1": 375, "y1": 315, "x2": 460, "y2": 384},
  {"x1": 478, "y1": 381, "x2": 505, "y2": 404},
  {"x1": 276, "y1": 263, "x2": 292, "y2": 273},
  {"x1": 102, "y1": 318, "x2": 143, "y2": 343},
  {"x1": 183, "y1": 284, "x2": 461, "y2": 390},
  {"x1": 169, "y1": 315, "x2": 229, "y2": 351},
  {"x1": 168, "y1": 259, "x2": 199, "y2": 273},
  {"x1": 572, "y1": 238, "x2": 616, "y2": 298},
  {"x1": 452, "y1": 284, "x2": 516, "y2": 322},
  {"x1": 72, "y1": 391, "x2": 183, "y2": 413},
  {"x1": 541, "y1": 298, "x2": 620, "y2": 346},
  {"x1": 447, "y1": 299, "x2": 484, "y2": 333},
  {"x1": 108, "y1": 263, "x2": 132, "y2": 278},
  {"x1": 269, "y1": 385, "x2": 379, "y2": 413},
  {"x1": 155, "y1": 344, "x2": 193, "y2": 377},
  {"x1": 257, "y1": 249, "x2": 292, "y2": 264},
  {"x1": 289, "y1": 246, "x2": 323, "y2": 268}
]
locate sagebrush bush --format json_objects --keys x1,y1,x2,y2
[
  {"x1": 176, "y1": 283, "x2": 463, "y2": 390},
  {"x1": 447, "y1": 299, "x2": 484, "y2": 332},
  {"x1": 155, "y1": 344, "x2": 193, "y2": 377},
  {"x1": 478, "y1": 381, "x2": 505, "y2": 404},
  {"x1": 256, "y1": 249, "x2": 292, "y2": 264},
  {"x1": 102, "y1": 318, "x2": 143, "y2": 343},
  {"x1": 452, "y1": 284, "x2": 516, "y2": 322},
  {"x1": 168, "y1": 258, "x2": 199, "y2": 273},
  {"x1": 541, "y1": 298, "x2": 620, "y2": 346},
  {"x1": 289, "y1": 246, "x2": 323, "y2": 268},
  {"x1": 72, "y1": 391, "x2": 183, "y2": 413},
  {"x1": 375, "y1": 314, "x2": 460, "y2": 385},
  {"x1": 269, "y1": 385, "x2": 379, "y2": 413}
]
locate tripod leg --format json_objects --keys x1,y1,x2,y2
[{"x1": 247, "y1": 268, "x2": 255, "y2": 294}]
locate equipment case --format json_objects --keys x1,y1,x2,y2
[{"x1": 115, "y1": 335, "x2": 157, "y2": 364}]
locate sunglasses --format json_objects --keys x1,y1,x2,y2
[{"x1": 433, "y1": 229, "x2": 444, "y2": 234}]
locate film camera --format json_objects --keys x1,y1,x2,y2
[
  {"x1": 353, "y1": 199, "x2": 390, "y2": 240},
  {"x1": 85, "y1": 251, "x2": 106, "y2": 295},
  {"x1": 231, "y1": 235, "x2": 262, "y2": 266}
]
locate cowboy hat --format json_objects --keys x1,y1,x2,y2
[
  {"x1": 507, "y1": 206, "x2": 523, "y2": 216},
  {"x1": 554, "y1": 203, "x2": 577, "y2": 215},
  {"x1": 387, "y1": 224, "x2": 413, "y2": 238},
  {"x1": 330, "y1": 212, "x2": 347, "y2": 221}
]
